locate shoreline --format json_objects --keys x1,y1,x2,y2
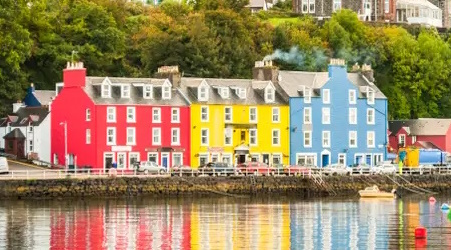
[{"x1": 0, "y1": 175, "x2": 449, "y2": 199}]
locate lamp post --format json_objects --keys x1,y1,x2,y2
[{"x1": 60, "y1": 121, "x2": 67, "y2": 169}]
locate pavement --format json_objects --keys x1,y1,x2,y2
[{"x1": 8, "y1": 160, "x2": 48, "y2": 171}]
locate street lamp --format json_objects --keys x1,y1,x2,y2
[{"x1": 60, "y1": 121, "x2": 67, "y2": 169}]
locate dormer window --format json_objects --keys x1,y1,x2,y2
[
  {"x1": 143, "y1": 85, "x2": 153, "y2": 99},
  {"x1": 198, "y1": 86, "x2": 208, "y2": 101},
  {"x1": 265, "y1": 87, "x2": 275, "y2": 103},
  {"x1": 237, "y1": 88, "x2": 246, "y2": 99},
  {"x1": 304, "y1": 88, "x2": 311, "y2": 103},
  {"x1": 101, "y1": 84, "x2": 111, "y2": 98},
  {"x1": 162, "y1": 85, "x2": 171, "y2": 100},
  {"x1": 367, "y1": 87, "x2": 375, "y2": 104},
  {"x1": 121, "y1": 85, "x2": 130, "y2": 98},
  {"x1": 219, "y1": 87, "x2": 230, "y2": 99}
]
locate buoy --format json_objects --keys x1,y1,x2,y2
[
  {"x1": 441, "y1": 203, "x2": 450, "y2": 210},
  {"x1": 415, "y1": 238, "x2": 427, "y2": 248},
  {"x1": 415, "y1": 227, "x2": 427, "y2": 239},
  {"x1": 429, "y1": 197, "x2": 436, "y2": 203}
]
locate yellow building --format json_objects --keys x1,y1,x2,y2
[{"x1": 180, "y1": 75, "x2": 290, "y2": 168}]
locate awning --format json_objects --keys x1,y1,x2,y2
[{"x1": 234, "y1": 144, "x2": 250, "y2": 155}]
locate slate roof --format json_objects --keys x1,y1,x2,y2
[
  {"x1": 389, "y1": 119, "x2": 451, "y2": 136},
  {"x1": 278, "y1": 71, "x2": 386, "y2": 99},
  {"x1": 33, "y1": 90, "x2": 55, "y2": 105},
  {"x1": 414, "y1": 141, "x2": 442, "y2": 150},
  {"x1": 0, "y1": 107, "x2": 49, "y2": 127},
  {"x1": 178, "y1": 77, "x2": 288, "y2": 105},
  {"x1": 84, "y1": 77, "x2": 190, "y2": 106},
  {"x1": 3, "y1": 128, "x2": 25, "y2": 139}
]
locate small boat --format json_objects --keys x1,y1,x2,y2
[
  {"x1": 358, "y1": 185, "x2": 396, "y2": 198},
  {"x1": 441, "y1": 203, "x2": 450, "y2": 210}
]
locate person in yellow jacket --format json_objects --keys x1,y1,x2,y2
[{"x1": 398, "y1": 160, "x2": 403, "y2": 175}]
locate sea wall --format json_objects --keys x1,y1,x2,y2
[{"x1": 0, "y1": 175, "x2": 450, "y2": 199}]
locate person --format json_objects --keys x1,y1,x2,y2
[{"x1": 398, "y1": 160, "x2": 403, "y2": 175}]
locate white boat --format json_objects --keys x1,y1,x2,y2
[{"x1": 358, "y1": 185, "x2": 396, "y2": 198}]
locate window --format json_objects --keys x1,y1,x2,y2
[
  {"x1": 211, "y1": 153, "x2": 220, "y2": 162},
  {"x1": 198, "y1": 86, "x2": 208, "y2": 101},
  {"x1": 296, "y1": 153, "x2": 316, "y2": 166},
  {"x1": 250, "y1": 129, "x2": 257, "y2": 146},
  {"x1": 322, "y1": 108, "x2": 330, "y2": 124},
  {"x1": 101, "y1": 84, "x2": 111, "y2": 98},
  {"x1": 152, "y1": 108, "x2": 161, "y2": 123},
  {"x1": 367, "y1": 88, "x2": 375, "y2": 104},
  {"x1": 86, "y1": 109, "x2": 91, "y2": 121},
  {"x1": 171, "y1": 108, "x2": 180, "y2": 123},
  {"x1": 304, "y1": 107, "x2": 312, "y2": 124},
  {"x1": 272, "y1": 107, "x2": 280, "y2": 123},
  {"x1": 172, "y1": 153, "x2": 183, "y2": 167},
  {"x1": 323, "y1": 89, "x2": 330, "y2": 104},
  {"x1": 273, "y1": 154, "x2": 282, "y2": 166},
  {"x1": 349, "y1": 90, "x2": 356, "y2": 104},
  {"x1": 250, "y1": 154, "x2": 259, "y2": 162},
  {"x1": 201, "y1": 128, "x2": 209, "y2": 146},
  {"x1": 304, "y1": 88, "x2": 311, "y2": 103},
  {"x1": 412, "y1": 135, "x2": 417, "y2": 144},
  {"x1": 309, "y1": 0, "x2": 315, "y2": 12},
  {"x1": 237, "y1": 88, "x2": 246, "y2": 99},
  {"x1": 322, "y1": 131, "x2": 330, "y2": 148},
  {"x1": 107, "y1": 127, "x2": 116, "y2": 145},
  {"x1": 86, "y1": 129, "x2": 91, "y2": 144},
  {"x1": 349, "y1": 108, "x2": 357, "y2": 124},
  {"x1": 127, "y1": 107, "x2": 136, "y2": 123},
  {"x1": 129, "y1": 153, "x2": 140, "y2": 168},
  {"x1": 107, "y1": 107, "x2": 116, "y2": 123},
  {"x1": 333, "y1": 0, "x2": 341, "y2": 11},
  {"x1": 199, "y1": 153, "x2": 208, "y2": 167},
  {"x1": 152, "y1": 128, "x2": 161, "y2": 145},
  {"x1": 28, "y1": 126, "x2": 33, "y2": 133},
  {"x1": 241, "y1": 131, "x2": 246, "y2": 141},
  {"x1": 265, "y1": 87, "x2": 275, "y2": 103},
  {"x1": 338, "y1": 153, "x2": 346, "y2": 166},
  {"x1": 220, "y1": 87, "x2": 230, "y2": 99},
  {"x1": 349, "y1": 131, "x2": 357, "y2": 148},
  {"x1": 272, "y1": 129, "x2": 280, "y2": 146},
  {"x1": 224, "y1": 128, "x2": 232, "y2": 146},
  {"x1": 29, "y1": 140, "x2": 33, "y2": 152},
  {"x1": 162, "y1": 85, "x2": 171, "y2": 100},
  {"x1": 304, "y1": 131, "x2": 312, "y2": 147},
  {"x1": 367, "y1": 108, "x2": 375, "y2": 124},
  {"x1": 222, "y1": 154, "x2": 232, "y2": 164},
  {"x1": 302, "y1": 0, "x2": 308, "y2": 13},
  {"x1": 201, "y1": 106, "x2": 209, "y2": 122},
  {"x1": 249, "y1": 107, "x2": 257, "y2": 123},
  {"x1": 125, "y1": 127, "x2": 135, "y2": 145},
  {"x1": 385, "y1": 0, "x2": 389, "y2": 14},
  {"x1": 171, "y1": 128, "x2": 180, "y2": 145},
  {"x1": 147, "y1": 153, "x2": 158, "y2": 164},
  {"x1": 143, "y1": 85, "x2": 153, "y2": 99},
  {"x1": 121, "y1": 85, "x2": 130, "y2": 98},
  {"x1": 367, "y1": 131, "x2": 375, "y2": 148},
  {"x1": 224, "y1": 107, "x2": 232, "y2": 122},
  {"x1": 399, "y1": 134, "x2": 406, "y2": 147}
]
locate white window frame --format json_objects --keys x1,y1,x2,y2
[
  {"x1": 296, "y1": 153, "x2": 317, "y2": 166},
  {"x1": 304, "y1": 88, "x2": 312, "y2": 103},
  {"x1": 322, "y1": 131, "x2": 330, "y2": 148},
  {"x1": 171, "y1": 128, "x2": 180, "y2": 145},
  {"x1": 322, "y1": 107, "x2": 330, "y2": 124},
  {"x1": 272, "y1": 153, "x2": 282, "y2": 166},
  {"x1": 304, "y1": 131, "x2": 312, "y2": 148},
  {"x1": 162, "y1": 85, "x2": 171, "y2": 100},
  {"x1": 201, "y1": 106, "x2": 209, "y2": 122},
  {"x1": 338, "y1": 153, "x2": 346, "y2": 166},
  {"x1": 220, "y1": 87, "x2": 230, "y2": 99},
  {"x1": 412, "y1": 135, "x2": 417, "y2": 144},
  {"x1": 152, "y1": 108, "x2": 161, "y2": 123},
  {"x1": 249, "y1": 129, "x2": 258, "y2": 146},
  {"x1": 349, "y1": 108, "x2": 357, "y2": 124},
  {"x1": 349, "y1": 89, "x2": 356, "y2": 104},
  {"x1": 198, "y1": 153, "x2": 209, "y2": 167},
  {"x1": 172, "y1": 152, "x2": 183, "y2": 167},
  {"x1": 265, "y1": 87, "x2": 275, "y2": 103},
  {"x1": 272, "y1": 129, "x2": 280, "y2": 146},
  {"x1": 384, "y1": 0, "x2": 390, "y2": 13},
  {"x1": 367, "y1": 108, "x2": 375, "y2": 125},
  {"x1": 272, "y1": 107, "x2": 280, "y2": 123},
  {"x1": 333, "y1": 0, "x2": 342, "y2": 12},
  {"x1": 201, "y1": 128, "x2": 209, "y2": 146},
  {"x1": 224, "y1": 128, "x2": 233, "y2": 146},
  {"x1": 121, "y1": 85, "x2": 131, "y2": 98},
  {"x1": 367, "y1": 131, "x2": 375, "y2": 148},
  {"x1": 107, "y1": 107, "x2": 116, "y2": 123},
  {"x1": 302, "y1": 0, "x2": 308, "y2": 13},
  {"x1": 127, "y1": 127, "x2": 136, "y2": 146},
  {"x1": 211, "y1": 153, "x2": 220, "y2": 162},
  {"x1": 171, "y1": 108, "x2": 180, "y2": 123},
  {"x1": 399, "y1": 134, "x2": 406, "y2": 147},
  {"x1": 309, "y1": 0, "x2": 315, "y2": 13},
  {"x1": 147, "y1": 152, "x2": 159, "y2": 164},
  {"x1": 198, "y1": 86, "x2": 208, "y2": 101},
  {"x1": 152, "y1": 127, "x2": 161, "y2": 145},
  {"x1": 129, "y1": 152, "x2": 140, "y2": 168},
  {"x1": 127, "y1": 107, "x2": 136, "y2": 123},
  {"x1": 86, "y1": 129, "x2": 91, "y2": 144},
  {"x1": 237, "y1": 88, "x2": 246, "y2": 99},
  {"x1": 86, "y1": 109, "x2": 91, "y2": 121},
  {"x1": 106, "y1": 127, "x2": 116, "y2": 146},
  {"x1": 304, "y1": 107, "x2": 312, "y2": 124},
  {"x1": 143, "y1": 85, "x2": 153, "y2": 99},
  {"x1": 224, "y1": 106, "x2": 233, "y2": 122},
  {"x1": 222, "y1": 153, "x2": 233, "y2": 164},
  {"x1": 367, "y1": 87, "x2": 375, "y2": 104},
  {"x1": 323, "y1": 89, "x2": 330, "y2": 104},
  {"x1": 101, "y1": 84, "x2": 111, "y2": 98},
  {"x1": 349, "y1": 131, "x2": 357, "y2": 148},
  {"x1": 249, "y1": 107, "x2": 258, "y2": 123}
]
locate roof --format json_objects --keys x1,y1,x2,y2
[
  {"x1": 278, "y1": 71, "x2": 386, "y2": 99},
  {"x1": 0, "y1": 107, "x2": 49, "y2": 127},
  {"x1": 397, "y1": 0, "x2": 440, "y2": 10},
  {"x1": 3, "y1": 128, "x2": 25, "y2": 139},
  {"x1": 414, "y1": 141, "x2": 443, "y2": 150},
  {"x1": 33, "y1": 90, "x2": 55, "y2": 105},
  {"x1": 84, "y1": 77, "x2": 190, "y2": 106},
  {"x1": 389, "y1": 119, "x2": 451, "y2": 136},
  {"x1": 178, "y1": 77, "x2": 287, "y2": 105}
]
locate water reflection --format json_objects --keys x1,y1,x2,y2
[{"x1": 1, "y1": 196, "x2": 451, "y2": 249}]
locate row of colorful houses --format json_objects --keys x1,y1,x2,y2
[{"x1": 1, "y1": 59, "x2": 390, "y2": 170}]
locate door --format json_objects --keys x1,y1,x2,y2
[
  {"x1": 364, "y1": 0, "x2": 371, "y2": 19},
  {"x1": 162, "y1": 153, "x2": 169, "y2": 170},
  {"x1": 104, "y1": 153, "x2": 114, "y2": 170},
  {"x1": 117, "y1": 152, "x2": 126, "y2": 169},
  {"x1": 322, "y1": 154, "x2": 329, "y2": 167},
  {"x1": 262, "y1": 154, "x2": 269, "y2": 165},
  {"x1": 68, "y1": 154, "x2": 75, "y2": 170},
  {"x1": 239, "y1": 155, "x2": 246, "y2": 164},
  {"x1": 366, "y1": 155, "x2": 372, "y2": 166},
  {"x1": 355, "y1": 155, "x2": 363, "y2": 165}
]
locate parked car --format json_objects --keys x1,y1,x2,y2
[
  {"x1": 371, "y1": 164, "x2": 397, "y2": 175},
  {"x1": 171, "y1": 165, "x2": 198, "y2": 176},
  {"x1": 198, "y1": 162, "x2": 238, "y2": 176},
  {"x1": 284, "y1": 165, "x2": 315, "y2": 176},
  {"x1": 236, "y1": 162, "x2": 273, "y2": 176},
  {"x1": 0, "y1": 157, "x2": 8, "y2": 174},
  {"x1": 350, "y1": 163, "x2": 372, "y2": 175},
  {"x1": 323, "y1": 164, "x2": 351, "y2": 176},
  {"x1": 135, "y1": 161, "x2": 167, "y2": 175}
]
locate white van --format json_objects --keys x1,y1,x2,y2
[{"x1": 0, "y1": 157, "x2": 9, "y2": 174}]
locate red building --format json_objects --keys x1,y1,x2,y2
[
  {"x1": 51, "y1": 62, "x2": 190, "y2": 170},
  {"x1": 388, "y1": 119, "x2": 451, "y2": 153}
]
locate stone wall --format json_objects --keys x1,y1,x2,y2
[{"x1": 0, "y1": 175, "x2": 450, "y2": 199}]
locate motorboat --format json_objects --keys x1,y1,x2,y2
[{"x1": 358, "y1": 185, "x2": 396, "y2": 198}]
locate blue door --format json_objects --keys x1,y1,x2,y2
[
  {"x1": 322, "y1": 154, "x2": 329, "y2": 167},
  {"x1": 366, "y1": 155, "x2": 371, "y2": 165},
  {"x1": 356, "y1": 155, "x2": 362, "y2": 165},
  {"x1": 162, "y1": 153, "x2": 169, "y2": 170}
]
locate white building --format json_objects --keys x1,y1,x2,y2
[{"x1": 396, "y1": 0, "x2": 443, "y2": 27}]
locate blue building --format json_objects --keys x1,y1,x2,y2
[{"x1": 277, "y1": 59, "x2": 388, "y2": 167}]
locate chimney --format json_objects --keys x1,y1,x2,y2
[
  {"x1": 12, "y1": 101, "x2": 24, "y2": 113},
  {"x1": 328, "y1": 58, "x2": 347, "y2": 78},
  {"x1": 154, "y1": 66, "x2": 181, "y2": 88},
  {"x1": 252, "y1": 60, "x2": 279, "y2": 83},
  {"x1": 351, "y1": 63, "x2": 360, "y2": 72},
  {"x1": 361, "y1": 63, "x2": 374, "y2": 82},
  {"x1": 63, "y1": 61, "x2": 86, "y2": 88}
]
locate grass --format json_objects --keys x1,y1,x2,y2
[{"x1": 267, "y1": 17, "x2": 302, "y2": 26}]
